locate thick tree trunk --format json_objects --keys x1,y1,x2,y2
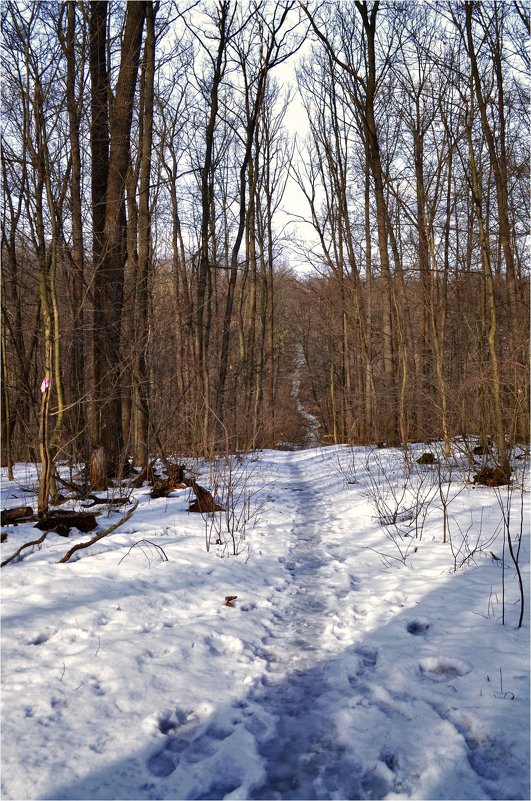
[
  {"x1": 90, "y1": 1, "x2": 146, "y2": 487},
  {"x1": 355, "y1": 1, "x2": 398, "y2": 445}
]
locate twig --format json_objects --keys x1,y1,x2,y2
[
  {"x1": 117, "y1": 539, "x2": 168, "y2": 566},
  {"x1": 57, "y1": 501, "x2": 139, "y2": 564},
  {"x1": 1, "y1": 530, "x2": 52, "y2": 567}
]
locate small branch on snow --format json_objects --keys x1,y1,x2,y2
[
  {"x1": 117, "y1": 539, "x2": 169, "y2": 566},
  {"x1": 1, "y1": 530, "x2": 52, "y2": 567},
  {"x1": 57, "y1": 501, "x2": 139, "y2": 564}
]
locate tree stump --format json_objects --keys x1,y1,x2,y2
[
  {"x1": 416, "y1": 452, "x2": 436, "y2": 465},
  {"x1": 187, "y1": 481, "x2": 224, "y2": 513},
  {"x1": 473, "y1": 466, "x2": 510, "y2": 487}
]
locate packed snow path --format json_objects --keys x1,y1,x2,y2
[
  {"x1": 1, "y1": 447, "x2": 529, "y2": 800},
  {"x1": 250, "y1": 457, "x2": 349, "y2": 799}
]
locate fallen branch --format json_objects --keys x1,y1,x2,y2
[
  {"x1": 1, "y1": 530, "x2": 52, "y2": 568},
  {"x1": 54, "y1": 473, "x2": 92, "y2": 499},
  {"x1": 80, "y1": 496, "x2": 131, "y2": 508},
  {"x1": 57, "y1": 501, "x2": 139, "y2": 564},
  {"x1": 35, "y1": 511, "x2": 98, "y2": 535},
  {"x1": 1, "y1": 506, "x2": 35, "y2": 525}
]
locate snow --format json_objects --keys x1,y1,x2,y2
[
  {"x1": 291, "y1": 345, "x2": 320, "y2": 447},
  {"x1": 1, "y1": 445, "x2": 529, "y2": 800}
]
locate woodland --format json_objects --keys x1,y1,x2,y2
[{"x1": 1, "y1": 0, "x2": 529, "y2": 510}]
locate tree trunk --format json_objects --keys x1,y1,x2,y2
[
  {"x1": 60, "y1": 3, "x2": 86, "y2": 457},
  {"x1": 90, "y1": 0, "x2": 146, "y2": 487},
  {"x1": 466, "y1": 92, "x2": 510, "y2": 478},
  {"x1": 132, "y1": 0, "x2": 157, "y2": 466}
]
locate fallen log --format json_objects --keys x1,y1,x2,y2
[
  {"x1": 473, "y1": 465, "x2": 510, "y2": 487},
  {"x1": 148, "y1": 467, "x2": 223, "y2": 512},
  {"x1": 149, "y1": 464, "x2": 187, "y2": 498},
  {"x1": 128, "y1": 460, "x2": 159, "y2": 488},
  {"x1": 34, "y1": 511, "x2": 98, "y2": 537},
  {"x1": 1, "y1": 506, "x2": 35, "y2": 526},
  {"x1": 150, "y1": 478, "x2": 187, "y2": 499},
  {"x1": 81, "y1": 496, "x2": 131, "y2": 508},
  {"x1": 166, "y1": 464, "x2": 186, "y2": 482}
]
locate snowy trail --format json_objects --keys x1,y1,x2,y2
[
  {"x1": 250, "y1": 456, "x2": 344, "y2": 799},
  {"x1": 142, "y1": 451, "x2": 522, "y2": 800},
  {"x1": 145, "y1": 452, "x2": 355, "y2": 799},
  {"x1": 145, "y1": 451, "x2": 369, "y2": 800},
  {"x1": 246, "y1": 454, "x2": 389, "y2": 800},
  {"x1": 1, "y1": 447, "x2": 529, "y2": 800}
]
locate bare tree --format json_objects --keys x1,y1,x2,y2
[{"x1": 89, "y1": 0, "x2": 146, "y2": 487}]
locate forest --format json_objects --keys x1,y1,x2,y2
[
  {"x1": 1, "y1": 4, "x2": 530, "y2": 798},
  {"x1": 1, "y1": 0, "x2": 529, "y2": 504}
]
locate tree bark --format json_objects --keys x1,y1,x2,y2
[{"x1": 90, "y1": 1, "x2": 146, "y2": 487}]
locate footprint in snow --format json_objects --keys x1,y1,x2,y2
[
  {"x1": 381, "y1": 749, "x2": 399, "y2": 772},
  {"x1": 419, "y1": 656, "x2": 472, "y2": 681},
  {"x1": 349, "y1": 575, "x2": 361, "y2": 590},
  {"x1": 184, "y1": 737, "x2": 218, "y2": 764},
  {"x1": 148, "y1": 719, "x2": 234, "y2": 778},
  {"x1": 466, "y1": 737, "x2": 504, "y2": 781},
  {"x1": 147, "y1": 737, "x2": 186, "y2": 777},
  {"x1": 156, "y1": 707, "x2": 187, "y2": 735},
  {"x1": 406, "y1": 618, "x2": 431, "y2": 635},
  {"x1": 27, "y1": 631, "x2": 51, "y2": 646},
  {"x1": 356, "y1": 645, "x2": 379, "y2": 670},
  {"x1": 205, "y1": 724, "x2": 232, "y2": 742},
  {"x1": 439, "y1": 707, "x2": 515, "y2": 784},
  {"x1": 348, "y1": 646, "x2": 379, "y2": 685},
  {"x1": 148, "y1": 734, "x2": 217, "y2": 776}
]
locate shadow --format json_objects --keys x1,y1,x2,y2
[
  {"x1": 3, "y1": 451, "x2": 529, "y2": 801},
  {"x1": 44, "y1": 554, "x2": 529, "y2": 801},
  {"x1": 0, "y1": 490, "x2": 191, "y2": 631}
]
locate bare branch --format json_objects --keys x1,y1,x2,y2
[
  {"x1": 1, "y1": 530, "x2": 51, "y2": 568},
  {"x1": 57, "y1": 501, "x2": 139, "y2": 564}
]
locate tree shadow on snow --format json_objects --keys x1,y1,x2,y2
[{"x1": 48, "y1": 558, "x2": 529, "y2": 801}]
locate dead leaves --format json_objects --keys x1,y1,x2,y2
[{"x1": 224, "y1": 596, "x2": 238, "y2": 607}]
